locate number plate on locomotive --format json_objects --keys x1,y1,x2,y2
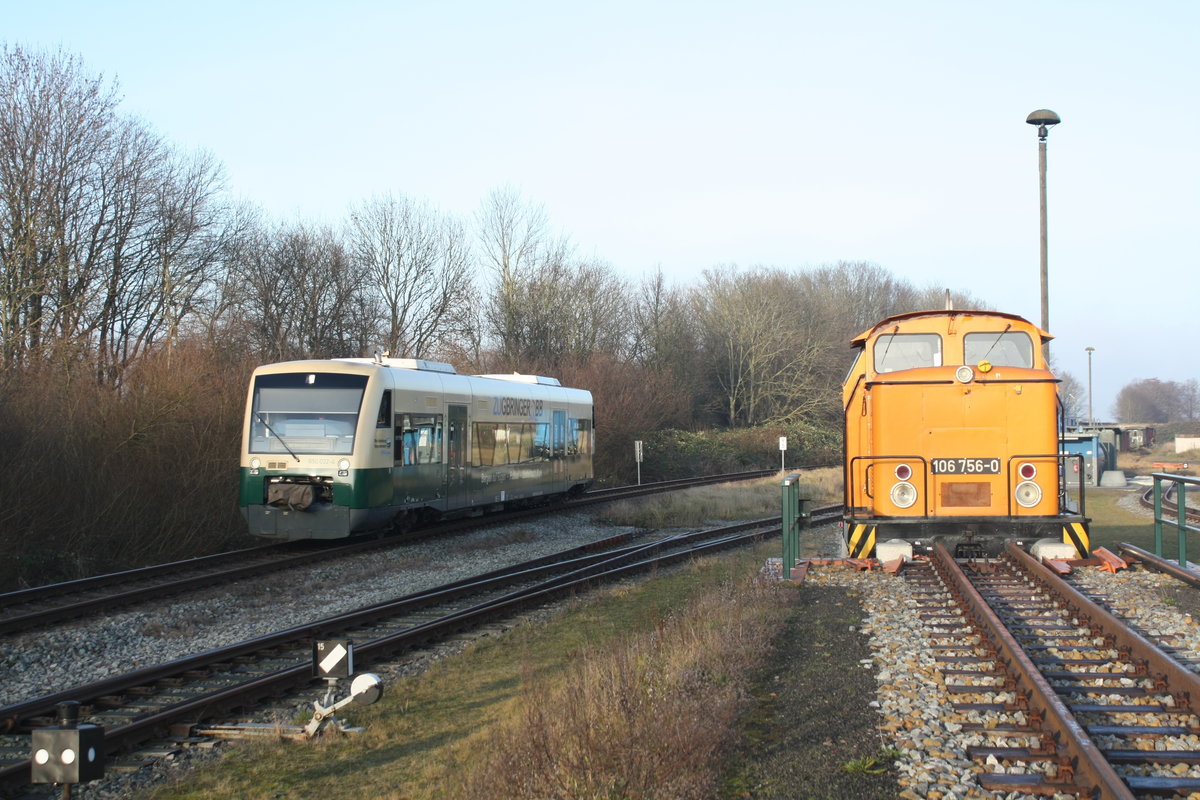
[{"x1": 931, "y1": 458, "x2": 1001, "y2": 475}]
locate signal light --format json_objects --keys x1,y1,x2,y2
[
  {"x1": 894, "y1": 463, "x2": 912, "y2": 481},
  {"x1": 1019, "y1": 462, "x2": 1037, "y2": 480}
]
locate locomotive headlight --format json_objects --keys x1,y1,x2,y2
[
  {"x1": 250, "y1": 458, "x2": 261, "y2": 470},
  {"x1": 338, "y1": 458, "x2": 350, "y2": 477},
  {"x1": 955, "y1": 366, "x2": 975, "y2": 384},
  {"x1": 1015, "y1": 480, "x2": 1042, "y2": 508},
  {"x1": 890, "y1": 481, "x2": 918, "y2": 509}
]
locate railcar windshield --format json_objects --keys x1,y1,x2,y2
[
  {"x1": 964, "y1": 331, "x2": 1035, "y2": 368},
  {"x1": 873, "y1": 333, "x2": 942, "y2": 373},
  {"x1": 248, "y1": 372, "x2": 368, "y2": 455}
]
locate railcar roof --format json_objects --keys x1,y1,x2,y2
[{"x1": 850, "y1": 309, "x2": 1052, "y2": 347}]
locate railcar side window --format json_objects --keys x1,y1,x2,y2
[
  {"x1": 249, "y1": 372, "x2": 367, "y2": 455},
  {"x1": 471, "y1": 422, "x2": 549, "y2": 466},
  {"x1": 568, "y1": 418, "x2": 592, "y2": 455},
  {"x1": 395, "y1": 413, "x2": 442, "y2": 466},
  {"x1": 964, "y1": 331, "x2": 1034, "y2": 368},
  {"x1": 873, "y1": 334, "x2": 942, "y2": 373},
  {"x1": 552, "y1": 410, "x2": 567, "y2": 457}
]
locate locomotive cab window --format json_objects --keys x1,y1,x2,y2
[
  {"x1": 964, "y1": 331, "x2": 1034, "y2": 368},
  {"x1": 248, "y1": 372, "x2": 367, "y2": 455},
  {"x1": 396, "y1": 413, "x2": 442, "y2": 466},
  {"x1": 873, "y1": 333, "x2": 942, "y2": 373}
]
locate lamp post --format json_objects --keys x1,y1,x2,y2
[
  {"x1": 1026, "y1": 109, "x2": 1060, "y2": 361},
  {"x1": 1086, "y1": 346, "x2": 1095, "y2": 426}
]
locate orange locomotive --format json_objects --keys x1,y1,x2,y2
[{"x1": 842, "y1": 309, "x2": 1090, "y2": 559}]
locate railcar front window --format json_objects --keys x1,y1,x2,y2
[
  {"x1": 874, "y1": 333, "x2": 942, "y2": 373},
  {"x1": 249, "y1": 373, "x2": 368, "y2": 455},
  {"x1": 964, "y1": 331, "x2": 1035, "y2": 368}
]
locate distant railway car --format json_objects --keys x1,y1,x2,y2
[
  {"x1": 240, "y1": 356, "x2": 594, "y2": 540},
  {"x1": 842, "y1": 309, "x2": 1090, "y2": 558}
]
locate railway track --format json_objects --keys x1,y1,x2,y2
[
  {"x1": 908, "y1": 542, "x2": 1200, "y2": 798},
  {"x1": 0, "y1": 500, "x2": 840, "y2": 794},
  {"x1": 0, "y1": 468, "x2": 783, "y2": 639},
  {"x1": 1139, "y1": 484, "x2": 1200, "y2": 526}
]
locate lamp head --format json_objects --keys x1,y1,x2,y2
[{"x1": 1026, "y1": 109, "x2": 1061, "y2": 141}]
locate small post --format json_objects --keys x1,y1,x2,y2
[
  {"x1": 1179, "y1": 482, "x2": 1189, "y2": 569},
  {"x1": 1154, "y1": 476, "x2": 1164, "y2": 557},
  {"x1": 779, "y1": 436, "x2": 787, "y2": 472},
  {"x1": 634, "y1": 440, "x2": 643, "y2": 486},
  {"x1": 780, "y1": 473, "x2": 808, "y2": 580},
  {"x1": 781, "y1": 475, "x2": 797, "y2": 579}
]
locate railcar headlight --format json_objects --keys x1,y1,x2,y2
[
  {"x1": 1015, "y1": 481, "x2": 1042, "y2": 508},
  {"x1": 250, "y1": 458, "x2": 261, "y2": 470},
  {"x1": 338, "y1": 458, "x2": 351, "y2": 477},
  {"x1": 890, "y1": 481, "x2": 918, "y2": 509},
  {"x1": 955, "y1": 366, "x2": 975, "y2": 384}
]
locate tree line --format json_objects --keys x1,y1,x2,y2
[{"x1": 0, "y1": 44, "x2": 980, "y2": 586}]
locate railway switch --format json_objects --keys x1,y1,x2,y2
[
  {"x1": 306, "y1": 640, "x2": 384, "y2": 737},
  {"x1": 30, "y1": 701, "x2": 105, "y2": 786}
]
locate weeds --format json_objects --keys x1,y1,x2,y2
[
  {"x1": 842, "y1": 755, "x2": 888, "y2": 774},
  {"x1": 451, "y1": 574, "x2": 789, "y2": 799},
  {"x1": 602, "y1": 469, "x2": 842, "y2": 529}
]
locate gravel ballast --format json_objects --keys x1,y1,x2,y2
[{"x1": 10, "y1": 498, "x2": 1200, "y2": 800}]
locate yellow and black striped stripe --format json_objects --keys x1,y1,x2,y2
[
  {"x1": 847, "y1": 524, "x2": 876, "y2": 558},
  {"x1": 1061, "y1": 521, "x2": 1090, "y2": 558}
]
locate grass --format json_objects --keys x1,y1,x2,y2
[
  {"x1": 146, "y1": 543, "x2": 793, "y2": 800},
  {"x1": 601, "y1": 468, "x2": 842, "y2": 529},
  {"x1": 1117, "y1": 444, "x2": 1200, "y2": 476},
  {"x1": 1079, "y1": 487, "x2": 1160, "y2": 555}
]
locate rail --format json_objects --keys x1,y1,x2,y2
[{"x1": 1150, "y1": 472, "x2": 1200, "y2": 567}]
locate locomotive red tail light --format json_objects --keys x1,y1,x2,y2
[
  {"x1": 1019, "y1": 462, "x2": 1037, "y2": 480},
  {"x1": 894, "y1": 463, "x2": 912, "y2": 481}
]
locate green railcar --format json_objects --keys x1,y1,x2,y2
[{"x1": 240, "y1": 357, "x2": 594, "y2": 540}]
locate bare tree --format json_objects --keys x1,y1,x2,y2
[
  {"x1": 0, "y1": 45, "x2": 233, "y2": 382},
  {"x1": 348, "y1": 193, "x2": 472, "y2": 358},
  {"x1": 228, "y1": 220, "x2": 368, "y2": 361},
  {"x1": 476, "y1": 186, "x2": 574, "y2": 368},
  {"x1": 0, "y1": 45, "x2": 118, "y2": 369}
]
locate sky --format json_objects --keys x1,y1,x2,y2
[{"x1": 6, "y1": 0, "x2": 1198, "y2": 419}]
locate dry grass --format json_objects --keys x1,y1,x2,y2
[
  {"x1": 145, "y1": 545, "x2": 793, "y2": 800},
  {"x1": 450, "y1": 574, "x2": 789, "y2": 799},
  {"x1": 1120, "y1": 445, "x2": 1200, "y2": 476},
  {"x1": 602, "y1": 468, "x2": 842, "y2": 529}
]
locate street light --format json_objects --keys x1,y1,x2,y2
[
  {"x1": 1026, "y1": 108, "x2": 1060, "y2": 360},
  {"x1": 1086, "y1": 346, "x2": 1095, "y2": 426}
]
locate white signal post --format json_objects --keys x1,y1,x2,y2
[
  {"x1": 779, "y1": 436, "x2": 787, "y2": 471},
  {"x1": 634, "y1": 440, "x2": 643, "y2": 485}
]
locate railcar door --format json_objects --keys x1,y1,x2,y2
[{"x1": 445, "y1": 403, "x2": 469, "y2": 507}]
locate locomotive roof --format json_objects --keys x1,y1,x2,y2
[{"x1": 849, "y1": 309, "x2": 1053, "y2": 347}]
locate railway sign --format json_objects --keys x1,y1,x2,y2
[
  {"x1": 313, "y1": 639, "x2": 353, "y2": 678},
  {"x1": 30, "y1": 702, "x2": 104, "y2": 785}
]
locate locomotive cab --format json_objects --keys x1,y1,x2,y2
[{"x1": 842, "y1": 310, "x2": 1090, "y2": 559}]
